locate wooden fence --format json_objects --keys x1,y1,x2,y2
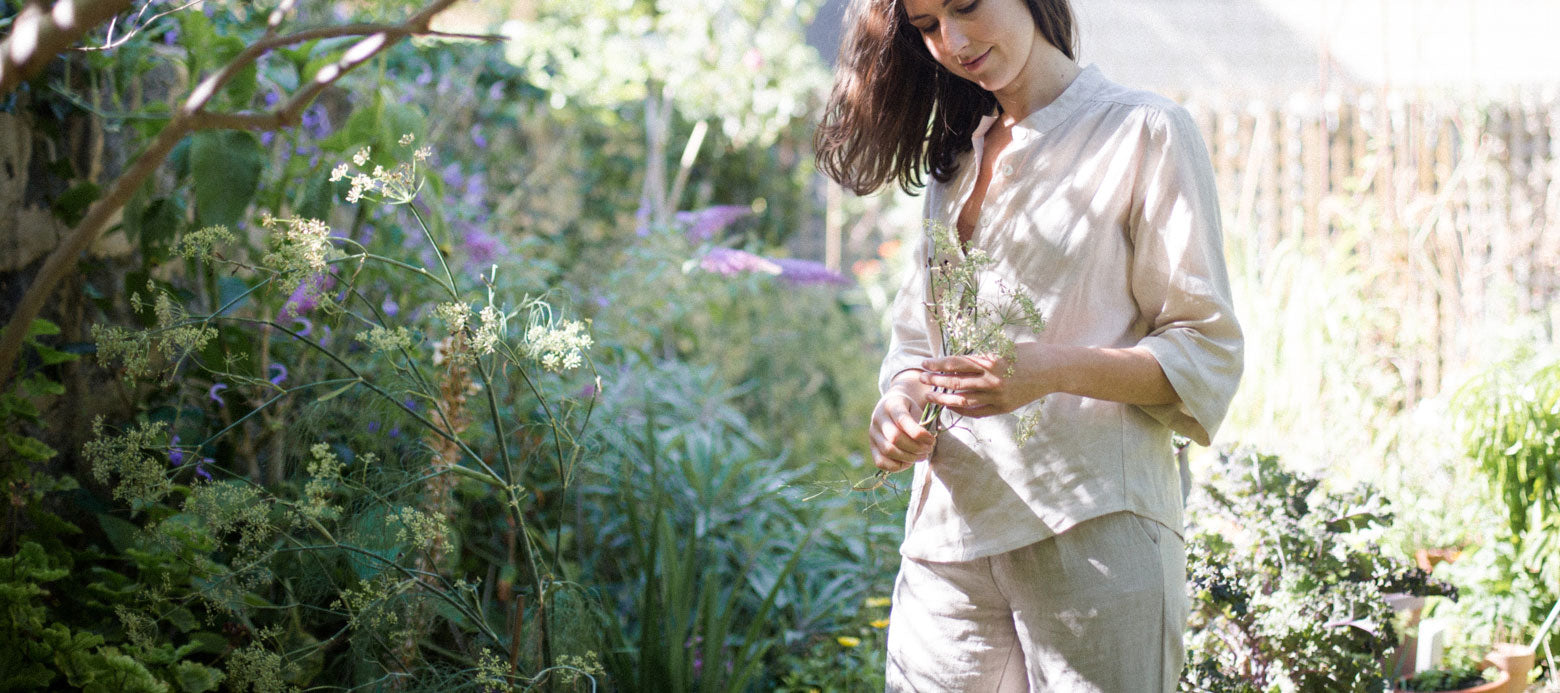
[{"x1": 1187, "y1": 91, "x2": 1558, "y2": 401}]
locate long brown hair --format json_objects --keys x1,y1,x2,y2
[{"x1": 814, "y1": 0, "x2": 1077, "y2": 195}]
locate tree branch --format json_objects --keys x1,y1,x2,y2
[
  {"x1": 0, "y1": 0, "x2": 471, "y2": 388},
  {"x1": 0, "y1": 0, "x2": 135, "y2": 96}
]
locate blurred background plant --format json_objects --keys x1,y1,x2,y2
[{"x1": 1180, "y1": 449, "x2": 1456, "y2": 692}]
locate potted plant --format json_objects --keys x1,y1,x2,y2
[
  {"x1": 1394, "y1": 658, "x2": 1503, "y2": 693},
  {"x1": 1394, "y1": 643, "x2": 1535, "y2": 693}
]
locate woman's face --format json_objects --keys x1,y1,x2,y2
[{"x1": 902, "y1": 0, "x2": 1041, "y2": 94}]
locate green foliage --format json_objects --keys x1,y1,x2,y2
[
  {"x1": 1459, "y1": 356, "x2": 1560, "y2": 567},
  {"x1": 1181, "y1": 450, "x2": 1456, "y2": 693},
  {"x1": 773, "y1": 595, "x2": 890, "y2": 692},
  {"x1": 1395, "y1": 659, "x2": 1490, "y2": 692},
  {"x1": 191, "y1": 131, "x2": 265, "y2": 228},
  {"x1": 1436, "y1": 355, "x2": 1560, "y2": 669},
  {"x1": 508, "y1": 0, "x2": 830, "y2": 146}
]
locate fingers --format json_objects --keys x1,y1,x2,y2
[
  {"x1": 867, "y1": 425, "x2": 919, "y2": 472},
  {"x1": 869, "y1": 398, "x2": 936, "y2": 471},
  {"x1": 919, "y1": 357, "x2": 1000, "y2": 391},
  {"x1": 920, "y1": 356, "x2": 984, "y2": 375},
  {"x1": 883, "y1": 394, "x2": 936, "y2": 448}
]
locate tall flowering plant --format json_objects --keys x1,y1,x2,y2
[
  {"x1": 86, "y1": 135, "x2": 601, "y2": 689},
  {"x1": 855, "y1": 220, "x2": 1046, "y2": 492}
]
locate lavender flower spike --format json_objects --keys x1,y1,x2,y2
[
  {"x1": 774, "y1": 258, "x2": 853, "y2": 287},
  {"x1": 676, "y1": 205, "x2": 751, "y2": 242},
  {"x1": 699, "y1": 247, "x2": 781, "y2": 278}
]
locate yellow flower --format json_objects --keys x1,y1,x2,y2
[
  {"x1": 870, "y1": 618, "x2": 890, "y2": 629},
  {"x1": 865, "y1": 596, "x2": 891, "y2": 608},
  {"x1": 836, "y1": 636, "x2": 861, "y2": 648}
]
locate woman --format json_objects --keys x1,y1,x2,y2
[{"x1": 814, "y1": 0, "x2": 1243, "y2": 690}]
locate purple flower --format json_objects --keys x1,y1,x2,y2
[
  {"x1": 208, "y1": 383, "x2": 228, "y2": 406},
  {"x1": 195, "y1": 458, "x2": 213, "y2": 481},
  {"x1": 594, "y1": 295, "x2": 610, "y2": 308},
  {"x1": 368, "y1": 421, "x2": 380, "y2": 433},
  {"x1": 268, "y1": 364, "x2": 288, "y2": 386},
  {"x1": 460, "y1": 226, "x2": 506, "y2": 270},
  {"x1": 301, "y1": 103, "x2": 333, "y2": 139},
  {"x1": 416, "y1": 67, "x2": 433, "y2": 86},
  {"x1": 675, "y1": 205, "x2": 751, "y2": 242},
  {"x1": 441, "y1": 164, "x2": 465, "y2": 190},
  {"x1": 578, "y1": 383, "x2": 598, "y2": 399},
  {"x1": 699, "y1": 247, "x2": 781, "y2": 277},
  {"x1": 291, "y1": 317, "x2": 313, "y2": 337},
  {"x1": 774, "y1": 258, "x2": 852, "y2": 287},
  {"x1": 634, "y1": 200, "x2": 653, "y2": 237},
  {"x1": 264, "y1": 91, "x2": 281, "y2": 109},
  {"x1": 280, "y1": 273, "x2": 330, "y2": 322},
  {"x1": 462, "y1": 173, "x2": 487, "y2": 207},
  {"x1": 163, "y1": 27, "x2": 179, "y2": 46},
  {"x1": 487, "y1": 82, "x2": 505, "y2": 101},
  {"x1": 259, "y1": 131, "x2": 275, "y2": 147},
  {"x1": 381, "y1": 296, "x2": 399, "y2": 317},
  {"x1": 169, "y1": 435, "x2": 184, "y2": 466},
  {"x1": 472, "y1": 127, "x2": 488, "y2": 149}
]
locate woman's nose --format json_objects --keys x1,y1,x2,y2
[{"x1": 941, "y1": 22, "x2": 969, "y2": 55}]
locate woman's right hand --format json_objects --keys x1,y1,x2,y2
[{"x1": 869, "y1": 372, "x2": 937, "y2": 473}]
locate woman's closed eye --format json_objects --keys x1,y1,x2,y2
[{"x1": 955, "y1": 0, "x2": 980, "y2": 15}]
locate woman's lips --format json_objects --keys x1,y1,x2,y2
[{"x1": 961, "y1": 48, "x2": 990, "y2": 72}]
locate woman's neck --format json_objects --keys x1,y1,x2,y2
[{"x1": 992, "y1": 40, "x2": 1081, "y2": 128}]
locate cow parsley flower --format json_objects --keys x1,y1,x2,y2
[{"x1": 522, "y1": 318, "x2": 592, "y2": 372}]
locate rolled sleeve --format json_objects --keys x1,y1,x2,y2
[{"x1": 1129, "y1": 106, "x2": 1244, "y2": 445}]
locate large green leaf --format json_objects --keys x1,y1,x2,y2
[
  {"x1": 190, "y1": 131, "x2": 263, "y2": 228},
  {"x1": 137, "y1": 197, "x2": 185, "y2": 267}
]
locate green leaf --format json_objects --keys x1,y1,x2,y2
[
  {"x1": 6, "y1": 433, "x2": 57, "y2": 461},
  {"x1": 138, "y1": 197, "x2": 185, "y2": 267},
  {"x1": 165, "y1": 607, "x2": 198, "y2": 633},
  {"x1": 25, "y1": 319, "x2": 60, "y2": 339},
  {"x1": 169, "y1": 136, "x2": 192, "y2": 181},
  {"x1": 3, "y1": 392, "x2": 38, "y2": 418},
  {"x1": 294, "y1": 172, "x2": 333, "y2": 221},
  {"x1": 173, "y1": 660, "x2": 224, "y2": 693},
  {"x1": 208, "y1": 35, "x2": 257, "y2": 107},
  {"x1": 177, "y1": 11, "x2": 215, "y2": 74},
  {"x1": 51, "y1": 181, "x2": 101, "y2": 226},
  {"x1": 32, "y1": 343, "x2": 78, "y2": 366},
  {"x1": 190, "y1": 131, "x2": 263, "y2": 228},
  {"x1": 21, "y1": 373, "x2": 65, "y2": 397},
  {"x1": 215, "y1": 276, "x2": 252, "y2": 316},
  {"x1": 315, "y1": 380, "x2": 359, "y2": 402},
  {"x1": 96, "y1": 513, "x2": 142, "y2": 554}
]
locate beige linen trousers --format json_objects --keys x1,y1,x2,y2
[{"x1": 884, "y1": 511, "x2": 1187, "y2": 692}]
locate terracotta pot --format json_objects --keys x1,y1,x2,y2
[
  {"x1": 1395, "y1": 643, "x2": 1534, "y2": 693},
  {"x1": 1483, "y1": 643, "x2": 1535, "y2": 693}
]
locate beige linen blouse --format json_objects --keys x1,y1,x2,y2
[{"x1": 879, "y1": 65, "x2": 1243, "y2": 563}]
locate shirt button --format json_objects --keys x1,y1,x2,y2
[{"x1": 1001, "y1": 164, "x2": 1015, "y2": 177}]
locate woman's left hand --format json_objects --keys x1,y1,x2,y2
[{"x1": 919, "y1": 346, "x2": 1056, "y2": 418}]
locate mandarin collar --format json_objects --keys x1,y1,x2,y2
[{"x1": 971, "y1": 64, "x2": 1105, "y2": 146}]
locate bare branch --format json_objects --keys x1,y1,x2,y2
[
  {"x1": 0, "y1": 0, "x2": 475, "y2": 388},
  {"x1": 0, "y1": 0, "x2": 135, "y2": 96},
  {"x1": 74, "y1": 0, "x2": 202, "y2": 52}
]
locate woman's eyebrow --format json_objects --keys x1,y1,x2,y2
[{"x1": 905, "y1": 0, "x2": 957, "y2": 21}]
